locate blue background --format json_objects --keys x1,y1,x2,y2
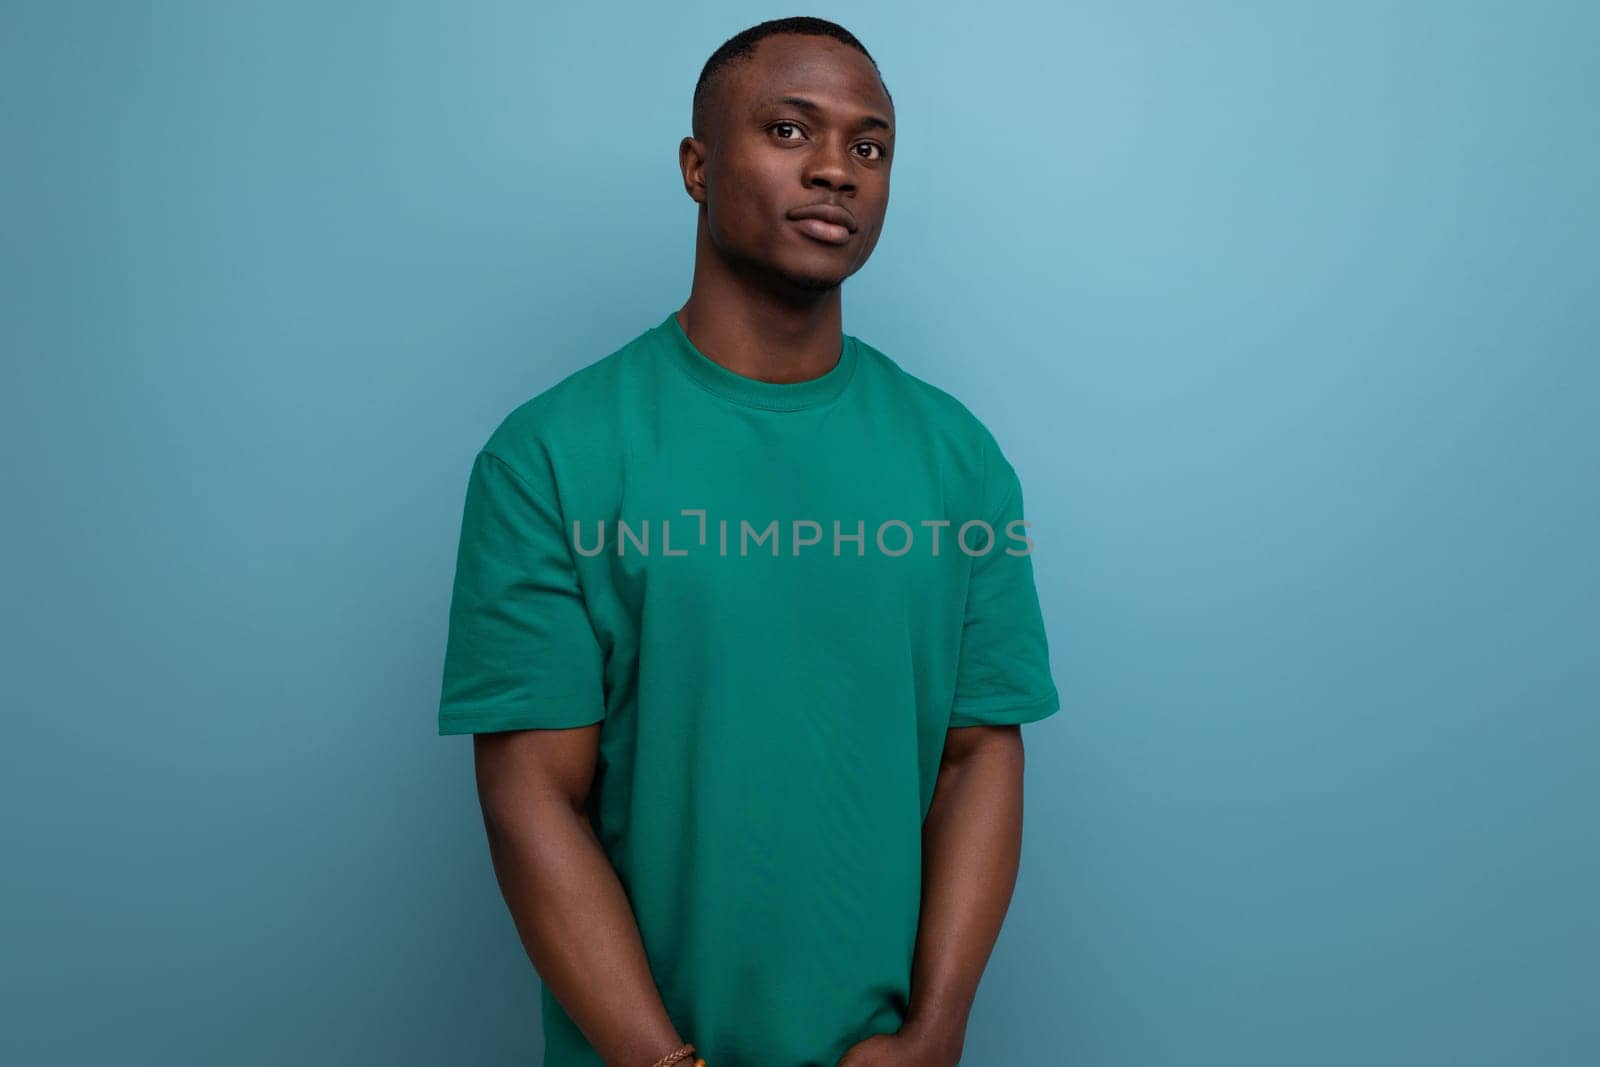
[{"x1": 3, "y1": 2, "x2": 1595, "y2": 1064}]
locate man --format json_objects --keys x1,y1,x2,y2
[{"x1": 438, "y1": 16, "x2": 1059, "y2": 1067}]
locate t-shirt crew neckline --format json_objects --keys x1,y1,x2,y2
[{"x1": 656, "y1": 309, "x2": 860, "y2": 412}]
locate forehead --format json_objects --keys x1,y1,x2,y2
[{"x1": 727, "y1": 35, "x2": 893, "y2": 123}]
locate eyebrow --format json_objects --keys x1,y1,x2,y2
[{"x1": 759, "y1": 94, "x2": 893, "y2": 133}]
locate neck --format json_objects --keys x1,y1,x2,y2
[{"x1": 678, "y1": 228, "x2": 848, "y2": 384}]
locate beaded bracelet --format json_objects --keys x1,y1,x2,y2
[{"x1": 651, "y1": 1042, "x2": 705, "y2": 1067}]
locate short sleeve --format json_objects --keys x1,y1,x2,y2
[
  {"x1": 437, "y1": 450, "x2": 607, "y2": 734},
  {"x1": 947, "y1": 444, "x2": 1061, "y2": 728}
]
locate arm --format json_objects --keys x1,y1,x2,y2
[
  {"x1": 900, "y1": 723, "x2": 1028, "y2": 1066},
  {"x1": 473, "y1": 725, "x2": 686, "y2": 1067}
]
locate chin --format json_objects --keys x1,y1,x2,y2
[
  {"x1": 784, "y1": 272, "x2": 845, "y2": 293},
  {"x1": 774, "y1": 259, "x2": 850, "y2": 293}
]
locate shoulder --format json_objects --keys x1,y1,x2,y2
[
  {"x1": 476, "y1": 328, "x2": 646, "y2": 487},
  {"x1": 851, "y1": 335, "x2": 1011, "y2": 469}
]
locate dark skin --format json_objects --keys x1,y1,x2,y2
[
  {"x1": 471, "y1": 32, "x2": 1029, "y2": 1067},
  {"x1": 674, "y1": 33, "x2": 892, "y2": 383}
]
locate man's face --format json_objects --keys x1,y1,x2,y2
[{"x1": 686, "y1": 34, "x2": 895, "y2": 293}]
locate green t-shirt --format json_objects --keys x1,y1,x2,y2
[{"x1": 438, "y1": 309, "x2": 1059, "y2": 1067}]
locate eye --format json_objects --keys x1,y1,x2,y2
[
  {"x1": 856, "y1": 142, "x2": 886, "y2": 161},
  {"x1": 771, "y1": 121, "x2": 803, "y2": 140}
]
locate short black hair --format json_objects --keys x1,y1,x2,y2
[{"x1": 691, "y1": 17, "x2": 891, "y2": 143}]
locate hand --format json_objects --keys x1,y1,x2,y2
[
  {"x1": 836, "y1": 1024, "x2": 959, "y2": 1067},
  {"x1": 835, "y1": 1032, "x2": 920, "y2": 1067}
]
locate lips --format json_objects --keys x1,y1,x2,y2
[{"x1": 788, "y1": 203, "x2": 856, "y2": 245}]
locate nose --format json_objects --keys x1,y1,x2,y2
[{"x1": 802, "y1": 134, "x2": 856, "y2": 192}]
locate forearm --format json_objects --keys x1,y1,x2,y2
[
  {"x1": 481, "y1": 799, "x2": 685, "y2": 1067},
  {"x1": 903, "y1": 732, "x2": 1026, "y2": 1064}
]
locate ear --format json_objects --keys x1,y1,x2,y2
[{"x1": 679, "y1": 137, "x2": 709, "y2": 205}]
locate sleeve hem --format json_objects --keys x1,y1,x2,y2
[
  {"x1": 947, "y1": 688, "x2": 1060, "y2": 728},
  {"x1": 438, "y1": 706, "x2": 605, "y2": 735}
]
